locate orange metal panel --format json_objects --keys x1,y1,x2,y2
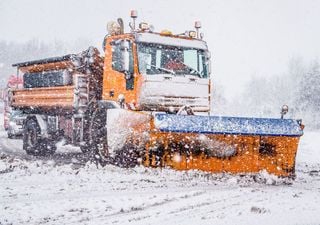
[
  {"x1": 102, "y1": 35, "x2": 143, "y2": 109},
  {"x1": 145, "y1": 130, "x2": 300, "y2": 177},
  {"x1": 11, "y1": 86, "x2": 74, "y2": 109},
  {"x1": 19, "y1": 61, "x2": 74, "y2": 73}
]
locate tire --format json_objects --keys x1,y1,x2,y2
[
  {"x1": 7, "y1": 132, "x2": 14, "y2": 139},
  {"x1": 23, "y1": 118, "x2": 56, "y2": 156},
  {"x1": 80, "y1": 116, "x2": 91, "y2": 153},
  {"x1": 80, "y1": 103, "x2": 97, "y2": 153},
  {"x1": 88, "y1": 104, "x2": 140, "y2": 168},
  {"x1": 80, "y1": 144, "x2": 90, "y2": 153},
  {"x1": 89, "y1": 106, "x2": 109, "y2": 166},
  {"x1": 113, "y1": 142, "x2": 140, "y2": 168}
]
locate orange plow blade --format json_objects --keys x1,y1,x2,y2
[{"x1": 143, "y1": 114, "x2": 303, "y2": 177}]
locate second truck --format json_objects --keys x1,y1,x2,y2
[{"x1": 10, "y1": 11, "x2": 304, "y2": 177}]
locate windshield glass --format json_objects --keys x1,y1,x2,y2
[{"x1": 137, "y1": 43, "x2": 209, "y2": 78}]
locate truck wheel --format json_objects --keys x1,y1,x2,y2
[
  {"x1": 23, "y1": 118, "x2": 42, "y2": 155},
  {"x1": 114, "y1": 142, "x2": 140, "y2": 168},
  {"x1": 7, "y1": 132, "x2": 14, "y2": 139},
  {"x1": 80, "y1": 103, "x2": 97, "y2": 153},
  {"x1": 23, "y1": 118, "x2": 56, "y2": 156},
  {"x1": 88, "y1": 104, "x2": 139, "y2": 168},
  {"x1": 80, "y1": 115, "x2": 91, "y2": 153},
  {"x1": 89, "y1": 107, "x2": 109, "y2": 166},
  {"x1": 80, "y1": 143, "x2": 90, "y2": 153},
  {"x1": 80, "y1": 137, "x2": 91, "y2": 153}
]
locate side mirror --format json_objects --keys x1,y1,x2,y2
[
  {"x1": 205, "y1": 51, "x2": 211, "y2": 76},
  {"x1": 120, "y1": 40, "x2": 130, "y2": 77},
  {"x1": 205, "y1": 51, "x2": 211, "y2": 60},
  {"x1": 207, "y1": 60, "x2": 212, "y2": 76}
]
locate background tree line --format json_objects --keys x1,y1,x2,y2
[{"x1": 212, "y1": 57, "x2": 320, "y2": 130}]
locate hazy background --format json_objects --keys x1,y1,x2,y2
[{"x1": 0, "y1": 0, "x2": 319, "y2": 127}]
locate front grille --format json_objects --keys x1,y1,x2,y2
[{"x1": 140, "y1": 96, "x2": 209, "y2": 112}]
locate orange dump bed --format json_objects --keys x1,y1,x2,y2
[
  {"x1": 10, "y1": 47, "x2": 103, "y2": 113},
  {"x1": 11, "y1": 86, "x2": 75, "y2": 110}
]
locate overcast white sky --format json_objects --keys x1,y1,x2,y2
[{"x1": 1, "y1": 0, "x2": 320, "y2": 99}]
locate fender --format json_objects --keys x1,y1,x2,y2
[{"x1": 97, "y1": 100, "x2": 120, "y2": 110}]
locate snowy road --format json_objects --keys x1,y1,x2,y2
[
  {"x1": 0, "y1": 128, "x2": 89, "y2": 166},
  {"x1": 0, "y1": 125, "x2": 320, "y2": 225}
]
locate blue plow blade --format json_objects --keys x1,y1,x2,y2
[{"x1": 154, "y1": 114, "x2": 304, "y2": 137}]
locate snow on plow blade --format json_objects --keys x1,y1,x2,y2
[{"x1": 145, "y1": 114, "x2": 304, "y2": 177}]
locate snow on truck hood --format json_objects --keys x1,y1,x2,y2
[{"x1": 139, "y1": 74, "x2": 210, "y2": 112}]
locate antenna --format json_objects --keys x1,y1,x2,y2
[{"x1": 194, "y1": 21, "x2": 201, "y2": 39}]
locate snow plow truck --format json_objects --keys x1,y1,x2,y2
[{"x1": 10, "y1": 11, "x2": 304, "y2": 177}]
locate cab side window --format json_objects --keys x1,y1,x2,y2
[
  {"x1": 112, "y1": 43, "x2": 122, "y2": 72},
  {"x1": 111, "y1": 41, "x2": 134, "y2": 74}
]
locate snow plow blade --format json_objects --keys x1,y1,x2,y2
[{"x1": 144, "y1": 114, "x2": 304, "y2": 177}]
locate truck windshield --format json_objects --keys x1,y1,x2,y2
[{"x1": 137, "y1": 43, "x2": 209, "y2": 78}]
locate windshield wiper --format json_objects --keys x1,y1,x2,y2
[
  {"x1": 177, "y1": 60, "x2": 202, "y2": 77},
  {"x1": 147, "y1": 64, "x2": 175, "y2": 75}
]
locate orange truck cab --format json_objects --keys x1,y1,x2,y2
[{"x1": 102, "y1": 32, "x2": 211, "y2": 113}]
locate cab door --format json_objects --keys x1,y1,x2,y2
[{"x1": 102, "y1": 36, "x2": 138, "y2": 106}]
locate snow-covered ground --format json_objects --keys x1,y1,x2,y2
[{"x1": 0, "y1": 124, "x2": 319, "y2": 225}]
